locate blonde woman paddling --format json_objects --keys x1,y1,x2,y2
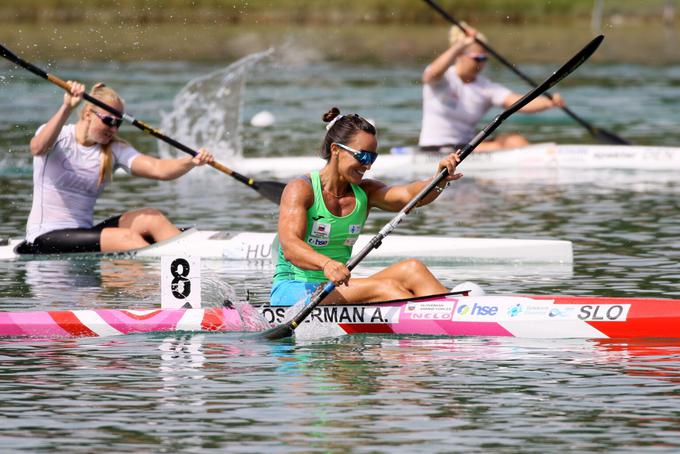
[
  {"x1": 21, "y1": 81, "x2": 214, "y2": 254},
  {"x1": 419, "y1": 26, "x2": 566, "y2": 152}
]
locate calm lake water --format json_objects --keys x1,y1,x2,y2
[{"x1": 0, "y1": 48, "x2": 679, "y2": 451}]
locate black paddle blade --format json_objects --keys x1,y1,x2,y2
[
  {"x1": 260, "y1": 322, "x2": 294, "y2": 340},
  {"x1": 254, "y1": 180, "x2": 286, "y2": 204},
  {"x1": 591, "y1": 126, "x2": 631, "y2": 145},
  {"x1": 504, "y1": 35, "x2": 604, "y2": 119},
  {"x1": 0, "y1": 43, "x2": 17, "y2": 61}
]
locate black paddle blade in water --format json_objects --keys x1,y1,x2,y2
[
  {"x1": 262, "y1": 322, "x2": 295, "y2": 340},
  {"x1": 261, "y1": 35, "x2": 605, "y2": 342}
]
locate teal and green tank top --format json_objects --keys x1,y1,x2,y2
[{"x1": 273, "y1": 171, "x2": 368, "y2": 283}]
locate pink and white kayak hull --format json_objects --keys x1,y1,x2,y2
[{"x1": 1, "y1": 294, "x2": 678, "y2": 340}]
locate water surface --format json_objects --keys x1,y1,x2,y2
[{"x1": 0, "y1": 56, "x2": 679, "y2": 451}]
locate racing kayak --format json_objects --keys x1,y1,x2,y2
[
  {"x1": 232, "y1": 143, "x2": 680, "y2": 178},
  {"x1": 389, "y1": 142, "x2": 680, "y2": 171},
  {"x1": 0, "y1": 228, "x2": 573, "y2": 263},
  {"x1": 2, "y1": 293, "x2": 678, "y2": 339}
]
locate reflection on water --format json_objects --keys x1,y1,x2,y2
[
  {"x1": 0, "y1": 330, "x2": 679, "y2": 450},
  {"x1": 16, "y1": 258, "x2": 158, "y2": 309}
]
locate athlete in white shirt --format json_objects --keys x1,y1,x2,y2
[
  {"x1": 419, "y1": 26, "x2": 566, "y2": 152},
  {"x1": 21, "y1": 81, "x2": 214, "y2": 254}
]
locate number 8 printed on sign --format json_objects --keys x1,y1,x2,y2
[
  {"x1": 161, "y1": 256, "x2": 202, "y2": 309},
  {"x1": 171, "y1": 258, "x2": 191, "y2": 299}
]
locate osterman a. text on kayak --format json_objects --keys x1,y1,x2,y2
[
  {"x1": 271, "y1": 108, "x2": 462, "y2": 306},
  {"x1": 419, "y1": 25, "x2": 565, "y2": 153},
  {"x1": 20, "y1": 81, "x2": 214, "y2": 254}
]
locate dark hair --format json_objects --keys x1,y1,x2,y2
[{"x1": 320, "y1": 107, "x2": 376, "y2": 160}]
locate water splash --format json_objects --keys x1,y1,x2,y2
[
  {"x1": 158, "y1": 49, "x2": 273, "y2": 161},
  {"x1": 201, "y1": 277, "x2": 271, "y2": 331},
  {"x1": 201, "y1": 277, "x2": 240, "y2": 307}
]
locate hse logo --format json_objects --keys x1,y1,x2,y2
[
  {"x1": 457, "y1": 303, "x2": 498, "y2": 317},
  {"x1": 307, "y1": 237, "x2": 329, "y2": 247}
]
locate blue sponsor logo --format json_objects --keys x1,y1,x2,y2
[
  {"x1": 549, "y1": 308, "x2": 563, "y2": 318},
  {"x1": 307, "y1": 237, "x2": 329, "y2": 247},
  {"x1": 507, "y1": 303, "x2": 522, "y2": 317},
  {"x1": 457, "y1": 302, "x2": 498, "y2": 317}
]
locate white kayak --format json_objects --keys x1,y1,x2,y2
[
  {"x1": 390, "y1": 142, "x2": 680, "y2": 171},
  {"x1": 231, "y1": 143, "x2": 680, "y2": 178},
  {"x1": 0, "y1": 228, "x2": 573, "y2": 263}
]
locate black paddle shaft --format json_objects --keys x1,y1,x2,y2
[
  {"x1": 422, "y1": 0, "x2": 630, "y2": 146},
  {"x1": 262, "y1": 35, "x2": 605, "y2": 341},
  {"x1": 0, "y1": 43, "x2": 286, "y2": 204}
]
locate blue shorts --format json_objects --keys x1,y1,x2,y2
[{"x1": 270, "y1": 280, "x2": 322, "y2": 307}]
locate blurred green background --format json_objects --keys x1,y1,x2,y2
[{"x1": 0, "y1": 0, "x2": 677, "y2": 63}]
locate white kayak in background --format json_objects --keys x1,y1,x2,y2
[
  {"x1": 0, "y1": 228, "x2": 573, "y2": 263},
  {"x1": 232, "y1": 143, "x2": 680, "y2": 179},
  {"x1": 390, "y1": 142, "x2": 680, "y2": 171}
]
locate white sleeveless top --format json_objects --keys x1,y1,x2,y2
[
  {"x1": 419, "y1": 67, "x2": 511, "y2": 147},
  {"x1": 26, "y1": 124, "x2": 140, "y2": 242}
]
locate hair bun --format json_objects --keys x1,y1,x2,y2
[{"x1": 322, "y1": 107, "x2": 341, "y2": 123}]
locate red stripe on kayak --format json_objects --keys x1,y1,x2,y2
[
  {"x1": 593, "y1": 299, "x2": 680, "y2": 339},
  {"x1": 50, "y1": 311, "x2": 98, "y2": 337},
  {"x1": 202, "y1": 308, "x2": 227, "y2": 332},
  {"x1": 540, "y1": 295, "x2": 680, "y2": 339},
  {"x1": 339, "y1": 323, "x2": 395, "y2": 334}
]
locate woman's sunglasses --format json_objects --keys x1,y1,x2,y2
[
  {"x1": 465, "y1": 52, "x2": 489, "y2": 63},
  {"x1": 334, "y1": 143, "x2": 378, "y2": 166},
  {"x1": 93, "y1": 110, "x2": 123, "y2": 128}
]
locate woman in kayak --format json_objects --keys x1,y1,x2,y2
[
  {"x1": 271, "y1": 107, "x2": 462, "y2": 306},
  {"x1": 418, "y1": 25, "x2": 566, "y2": 153},
  {"x1": 22, "y1": 81, "x2": 214, "y2": 254}
]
